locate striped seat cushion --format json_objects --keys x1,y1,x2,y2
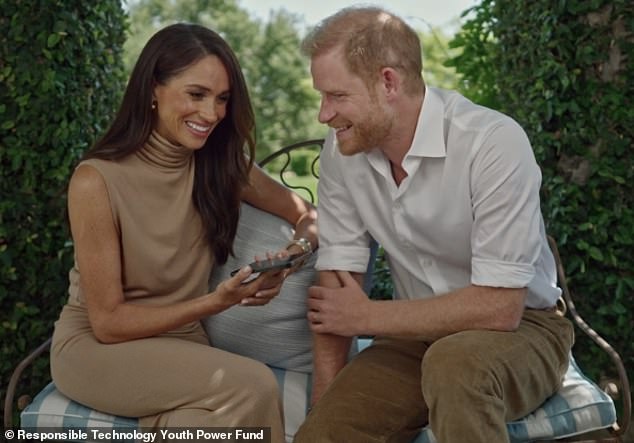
[
  {"x1": 21, "y1": 367, "x2": 310, "y2": 443},
  {"x1": 21, "y1": 350, "x2": 615, "y2": 443}
]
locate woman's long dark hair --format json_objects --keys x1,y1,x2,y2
[{"x1": 84, "y1": 23, "x2": 255, "y2": 264}]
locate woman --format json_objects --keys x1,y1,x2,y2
[{"x1": 50, "y1": 23, "x2": 317, "y2": 442}]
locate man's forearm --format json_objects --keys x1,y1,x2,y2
[
  {"x1": 365, "y1": 285, "x2": 527, "y2": 340},
  {"x1": 311, "y1": 332, "x2": 352, "y2": 405},
  {"x1": 309, "y1": 270, "x2": 359, "y2": 404}
]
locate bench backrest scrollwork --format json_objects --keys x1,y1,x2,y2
[{"x1": 257, "y1": 138, "x2": 324, "y2": 204}]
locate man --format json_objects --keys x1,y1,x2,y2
[{"x1": 294, "y1": 6, "x2": 574, "y2": 443}]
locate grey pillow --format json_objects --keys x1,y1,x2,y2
[{"x1": 203, "y1": 202, "x2": 317, "y2": 373}]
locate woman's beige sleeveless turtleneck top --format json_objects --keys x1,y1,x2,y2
[{"x1": 67, "y1": 132, "x2": 213, "y2": 308}]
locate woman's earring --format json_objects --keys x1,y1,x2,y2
[{"x1": 151, "y1": 100, "x2": 157, "y2": 110}]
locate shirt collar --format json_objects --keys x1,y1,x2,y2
[{"x1": 409, "y1": 86, "x2": 447, "y2": 158}]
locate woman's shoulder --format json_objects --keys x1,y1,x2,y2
[
  {"x1": 74, "y1": 157, "x2": 132, "y2": 187},
  {"x1": 77, "y1": 157, "x2": 120, "y2": 175},
  {"x1": 69, "y1": 162, "x2": 109, "y2": 201}
]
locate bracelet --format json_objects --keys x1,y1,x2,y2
[{"x1": 286, "y1": 237, "x2": 312, "y2": 254}]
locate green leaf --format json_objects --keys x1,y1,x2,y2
[
  {"x1": 1, "y1": 120, "x2": 15, "y2": 130},
  {"x1": 588, "y1": 246, "x2": 604, "y2": 261},
  {"x1": 47, "y1": 33, "x2": 61, "y2": 48}
]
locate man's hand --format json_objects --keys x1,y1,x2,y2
[{"x1": 307, "y1": 271, "x2": 371, "y2": 336}]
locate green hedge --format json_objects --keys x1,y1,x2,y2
[
  {"x1": 0, "y1": 0, "x2": 127, "y2": 419},
  {"x1": 449, "y1": 0, "x2": 633, "y2": 396}
]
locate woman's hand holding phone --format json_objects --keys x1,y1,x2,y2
[
  {"x1": 214, "y1": 264, "x2": 284, "y2": 308},
  {"x1": 229, "y1": 250, "x2": 312, "y2": 306}
]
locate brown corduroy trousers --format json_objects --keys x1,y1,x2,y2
[{"x1": 295, "y1": 309, "x2": 573, "y2": 443}]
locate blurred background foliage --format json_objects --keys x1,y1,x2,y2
[{"x1": 1, "y1": 0, "x2": 631, "y2": 429}]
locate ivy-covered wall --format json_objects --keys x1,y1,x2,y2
[
  {"x1": 0, "y1": 0, "x2": 127, "y2": 418},
  {"x1": 450, "y1": 0, "x2": 633, "y2": 396}
]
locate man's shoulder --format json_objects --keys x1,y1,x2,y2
[
  {"x1": 432, "y1": 87, "x2": 524, "y2": 137},
  {"x1": 433, "y1": 88, "x2": 500, "y2": 119}
]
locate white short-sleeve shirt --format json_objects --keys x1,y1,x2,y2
[{"x1": 315, "y1": 87, "x2": 561, "y2": 309}]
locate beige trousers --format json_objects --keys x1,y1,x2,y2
[
  {"x1": 51, "y1": 305, "x2": 284, "y2": 443},
  {"x1": 294, "y1": 309, "x2": 574, "y2": 443}
]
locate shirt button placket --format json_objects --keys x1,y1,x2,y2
[{"x1": 393, "y1": 200, "x2": 409, "y2": 247}]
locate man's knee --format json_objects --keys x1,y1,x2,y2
[{"x1": 421, "y1": 332, "x2": 498, "y2": 404}]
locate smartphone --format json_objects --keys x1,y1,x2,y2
[{"x1": 230, "y1": 251, "x2": 312, "y2": 277}]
